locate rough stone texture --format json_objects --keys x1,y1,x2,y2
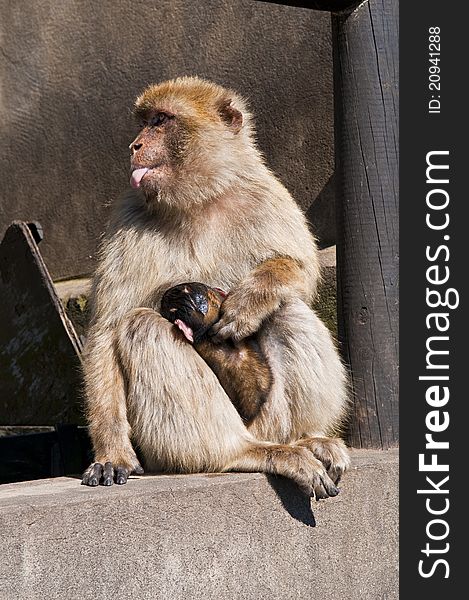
[
  {"x1": 0, "y1": 449, "x2": 398, "y2": 599},
  {"x1": 55, "y1": 278, "x2": 93, "y2": 340},
  {"x1": 314, "y1": 245, "x2": 337, "y2": 332},
  {"x1": 0, "y1": 0, "x2": 335, "y2": 281},
  {"x1": 54, "y1": 278, "x2": 92, "y2": 303}
]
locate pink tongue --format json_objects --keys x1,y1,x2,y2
[
  {"x1": 130, "y1": 167, "x2": 149, "y2": 189},
  {"x1": 175, "y1": 319, "x2": 194, "y2": 343}
]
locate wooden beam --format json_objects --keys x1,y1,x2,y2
[{"x1": 333, "y1": 0, "x2": 399, "y2": 448}]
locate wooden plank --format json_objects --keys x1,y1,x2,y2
[
  {"x1": 0, "y1": 221, "x2": 84, "y2": 425},
  {"x1": 333, "y1": 0, "x2": 399, "y2": 448},
  {"x1": 0, "y1": 426, "x2": 92, "y2": 484},
  {"x1": 0, "y1": 431, "x2": 61, "y2": 484},
  {"x1": 258, "y1": 1, "x2": 363, "y2": 13}
]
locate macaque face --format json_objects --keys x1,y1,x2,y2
[
  {"x1": 129, "y1": 108, "x2": 186, "y2": 193},
  {"x1": 128, "y1": 78, "x2": 244, "y2": 201}
]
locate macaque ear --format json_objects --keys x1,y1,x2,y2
[{"x1": 217, "y1": 98, "x2": 243, "y2": 134}]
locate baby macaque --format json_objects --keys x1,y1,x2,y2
[{"x1": 160, "y1": 283, "x2": 272, "y2": 423}]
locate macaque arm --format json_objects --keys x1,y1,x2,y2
[
  {"x1": 82, "y1": 324, "x2": 143, "y2": 485},
  {"x1": 211, "y1": 256, "x2": 313, "y2": 341}
]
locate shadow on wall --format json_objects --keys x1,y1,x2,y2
[{"x1": 307, "y1": 174, "x2": 336, "y2": 249}]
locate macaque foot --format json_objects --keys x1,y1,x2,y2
[
  {"x1": 288, "y1": 451, "x2": 340, "y2": 500},
  {"x1": 81, "y1": 461, "x2": 144, "y2": 487},
  {"x1": 300, "y1": 464, "x2": 340, "y2": 500},
  {"x1": 230, "y1": 444, "x2": 339, "y2": 500},
  {"x1": 296, "y1": 437, "x2": 350, "y2": 484}
]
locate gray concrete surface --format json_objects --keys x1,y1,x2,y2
[
  {"x1": 0, "y1": 449, "x2": 398, "y2": 599},
  {"x1": 0, "y1": 0, "x2": 335, "y2": 280}
]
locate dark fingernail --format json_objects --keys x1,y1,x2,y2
[{"x1": 115, "y1": 467, "x2": 128, "y2": 485}]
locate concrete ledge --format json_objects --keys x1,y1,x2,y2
[{"x1": 0, "y1": 449, "x2": 398, "y2": 599}]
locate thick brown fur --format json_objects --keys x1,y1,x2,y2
[
  {"x1": 160, "y1": 282, "x2": 272, "y2": 423},
  {"x1": 82, "y1": 76, "x2": 350, "y2": 497}
]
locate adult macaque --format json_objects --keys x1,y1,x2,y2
[
  {"x1": 82, "y1": 76, "x2": 349, "y2": 498},
  {"x1": 160, "y1": 282, "x2": 272, "y2": 423}
]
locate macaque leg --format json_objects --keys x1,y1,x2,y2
[
  {"x1": 294, "y1": 437, "x2": 350, "y2": 484},
  {"x1": 225, "y1": 443, "x2": 339, "y2": 499},
  {"x1": 249, "y1": 299, "x2": 351, "y2": 483},
  {"x1": 114, "y1": 308, "x2": 254, "y2": 474},
  {"x1": 106, "y1": 308, "x2": 339, "y2": 498}
]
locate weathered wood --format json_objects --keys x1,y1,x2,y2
[
  {"x1": 0, "y1": 426, "x2": 92, "y2": 484},
  {"x1": 259, "y1": 1, "x2": 363, "y2": 13},
  {"x1": 0, "y1": 221, "x2": 84, "y2": 425},
  {"x1": 333, "y1": 0, "x2": 399, "y2": 448},
  {"x1": 0, "y1": 431, "x2": 62, "y2": 484},
  {"x1": 55, "y1": 424, "x2": 93, "y2": 476}
]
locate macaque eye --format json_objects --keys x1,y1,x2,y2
[{"x1": 150, "y1": 112, "x2": 170, "y2": 127}]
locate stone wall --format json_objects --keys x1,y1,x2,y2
[{"x1": 0, "y1": 0, "x2": 335, "y2": 280}]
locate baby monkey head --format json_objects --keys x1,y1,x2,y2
[
  {"x1": 129, "y1": 76, "x2": 256, "y2": 206},
  {"x1": 160, "y1": 282, "x2": 225, "y2": 343}
]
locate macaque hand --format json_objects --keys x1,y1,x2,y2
[
  {"x1": 210, "y1": 291, "x2": 269, "y2": 342},
  {"x1": 82, "y1": 458, "x2": 144, "y2": 487}
]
